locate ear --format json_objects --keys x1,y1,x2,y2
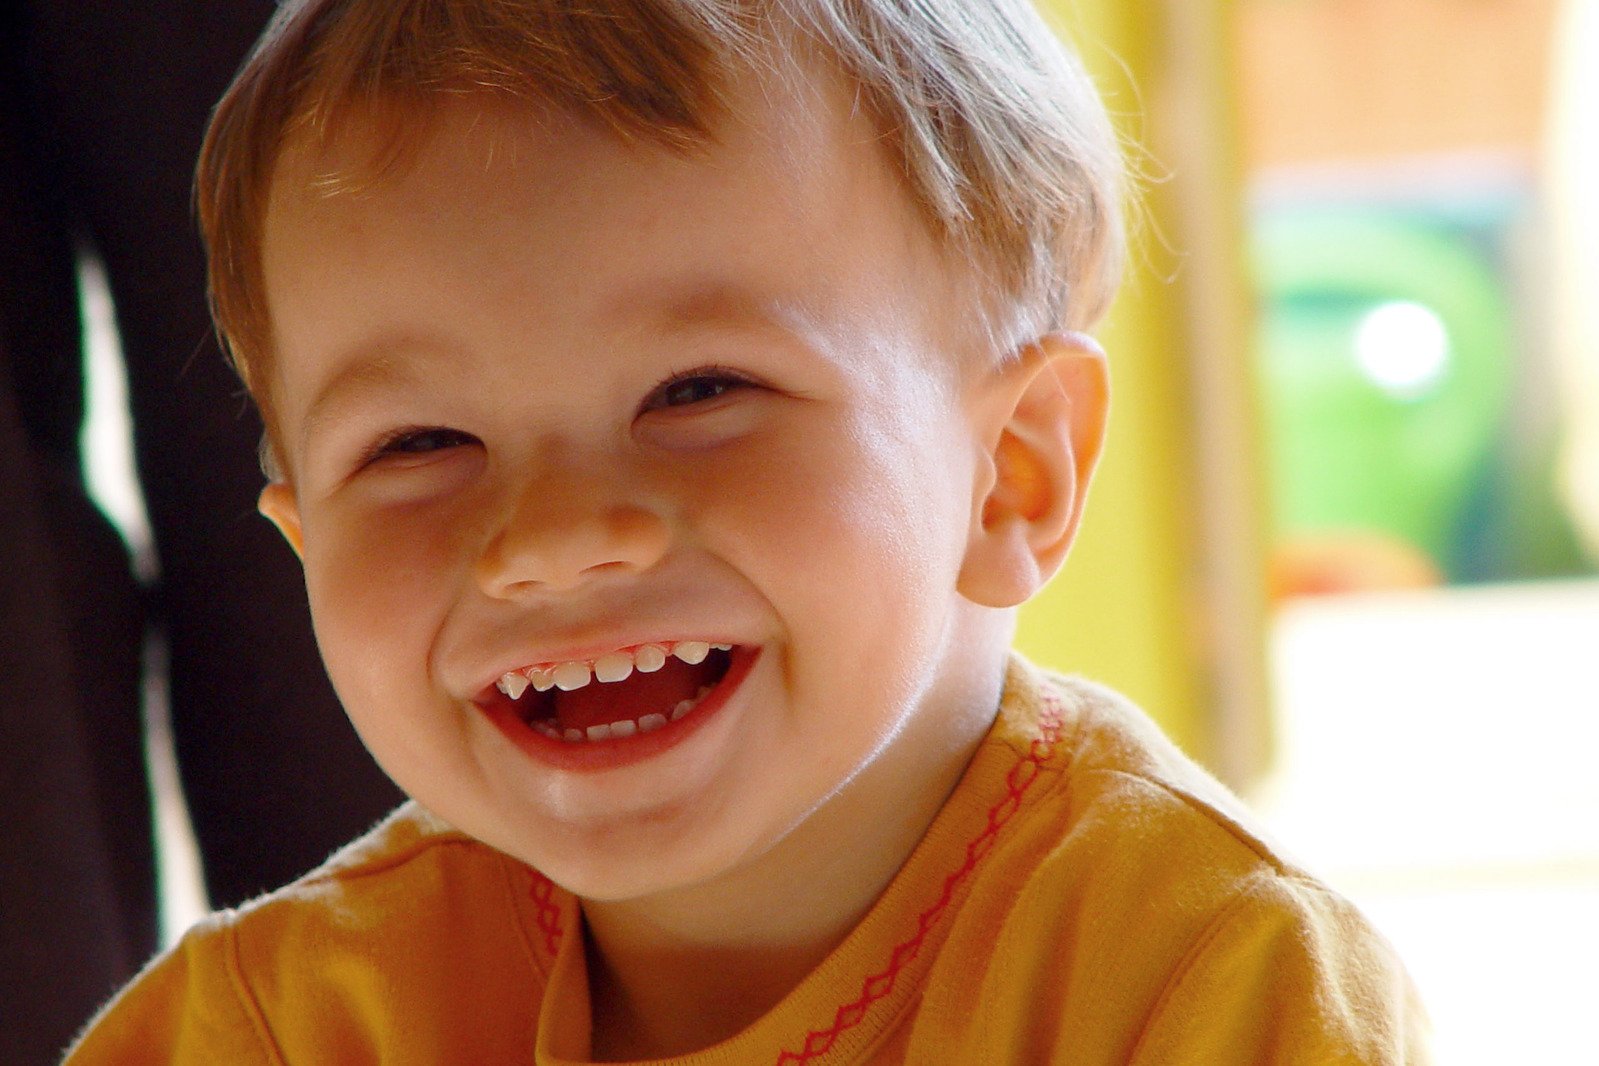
[
  {"x1": 957, "y1": 331, "x2": 1109, "y2": 608},
  {"x1": 258, "y1": 481, "x2": 306, "y2": 560}
]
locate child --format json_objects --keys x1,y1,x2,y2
[{"x1": 67, "y1": 0, "x2": 1427, "y2": 1061}]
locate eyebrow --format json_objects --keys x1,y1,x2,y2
[
  {"x1": 298, "y1": 344, "x2": 430, "y2": 456},
  {"x1": 645, "y1": 282, "x2": 778, "y2": 330},
  {"x1": 620, "y1": 278, "x2": 830, "y2": 357}
]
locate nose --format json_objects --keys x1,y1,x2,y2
[{"x1": 474, "y1": 463, "x2": 671, "y2": 598}]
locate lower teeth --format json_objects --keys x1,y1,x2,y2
[{"x1": 536, "y1": 684, "x2": 715, "y2": 744}]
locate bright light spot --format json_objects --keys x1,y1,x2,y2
[
  {"x1": 78, "y1": 251, "x2": 156, "y2": 581},
  {"x1": 1354, "y1": 300, "x2": 1451, "y2": 399}
]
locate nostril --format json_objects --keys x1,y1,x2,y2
[{"x1": 476, "y1": 502, "x2": 671, "y2": 598}]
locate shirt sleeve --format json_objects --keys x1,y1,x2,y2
[
  {"x1": 62, "y1": 918, "x2": 282, "y2": 1066},
  {"x1": 1128, "y1": 871, "x2": 1431, "y2": 1065}
]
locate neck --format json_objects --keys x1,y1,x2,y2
[{"x1": 580, "y1": 646, "x2": 1008, "y2": 1060}]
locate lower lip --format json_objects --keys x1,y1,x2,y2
[{"x1": 479, "y1": 645, "x2": 760, "y2": 774}]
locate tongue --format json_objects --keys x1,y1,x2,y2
[{"x1": 553, "y1": 658, "x2": 710, "y2": 733}]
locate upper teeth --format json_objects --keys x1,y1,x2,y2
[
  {"x1": 594, "y1": 652, "x2": 633, "y2": 683},
  {"x1": 496, "y1": 642, "x2": 732, "y2": 699},
  {"x1": 552, "y1": 662, "x2": 590, "y2": 691}
]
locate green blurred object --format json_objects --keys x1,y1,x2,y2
[{"x1": 1254, "y1": 210, "x2": 1514, "y2": 579}]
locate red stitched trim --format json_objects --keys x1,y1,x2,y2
[
  {"x1": 775, "y1": 695, "x2": 1065, "y2": 1065},
  {"x1": 528, "y1": 870, "x2": 564, "y2": 958}
]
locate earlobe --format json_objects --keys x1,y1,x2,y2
[
  {"x1": 957, "y1": 332, "x2": 1110, "y2": 608},
  {"x1": 258, "y1": 481, "x2": 306, "y2": 560}
]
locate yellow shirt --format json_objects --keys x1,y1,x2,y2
[{"x1": 66, "y1": 656, "x2": 1428, "y2": 1063}]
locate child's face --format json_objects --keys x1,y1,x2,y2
[{"x1": 257, "y1": 69, "x2": 1019, "y2": 900}]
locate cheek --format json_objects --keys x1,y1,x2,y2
[
  {"x1": 683, "y1": 406, "x2": 973, "y2": 620},
  {"x1": 300, "y1": 505, "x2": 469, "y2": 691},
  {"x1": 833, "y1": 401, "x2": 977, "y2": 573}
]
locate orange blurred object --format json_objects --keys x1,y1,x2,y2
[{"x1": 1269, "y1": 531, "x2": 1443, "y2": 602}]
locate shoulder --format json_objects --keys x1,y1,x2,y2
[
  {"x1": 65, "y1": 804, "x2": 555, "y2": 1064},
  {"x1": 217, "y1": 802, "x2": 551, "y2": 972},
  {"x1": 917, "y1": 657, "x2": 1429, "y2": 1063},
  {"x1": 1125, "y1": 865, "x2": 1430, "y2": 1063},
  {"x1": 979, "y1": 660, "x2": 1304, "y2": 893}
]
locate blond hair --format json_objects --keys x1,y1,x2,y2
[{"x1": 197, "y1": 0, "x2": 1124, "y2": 458}]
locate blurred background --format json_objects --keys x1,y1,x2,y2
[
  {"x1": 1016, "y1": 0, "x2": 1599, "y2": 1061},
  {"x1": 58, "y1": 0, "x2": 1597, "y2": 1063}
]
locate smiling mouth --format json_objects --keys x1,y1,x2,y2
[{"x1": 489, "y1": 642, "x2": 736, "y2": 743}]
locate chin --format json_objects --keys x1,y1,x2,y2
[
  {"x1": 536, "y1": 850, "x2": 717, "y2": 904},
  {"x1": 532, "y1": 812, "x2": 783, "y2": 906}
]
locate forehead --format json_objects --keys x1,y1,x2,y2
[{"x1": 259, "y1": 54, "x2": 976, "y2": 437}]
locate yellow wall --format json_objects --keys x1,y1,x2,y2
[{"x1": 1017, "y1": 1, "x2": 1272, "y2": 781}]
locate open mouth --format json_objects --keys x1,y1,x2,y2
[{"x1": 486, "y1": 641, "x2": 737, "y2": 743}]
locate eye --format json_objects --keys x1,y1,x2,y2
[
  {"x1": 642, "y1": 367, "x2": 754, "y2": 412},
  {"x1": 364, "y1": 426, "x2": 478, "y2": 465}
]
